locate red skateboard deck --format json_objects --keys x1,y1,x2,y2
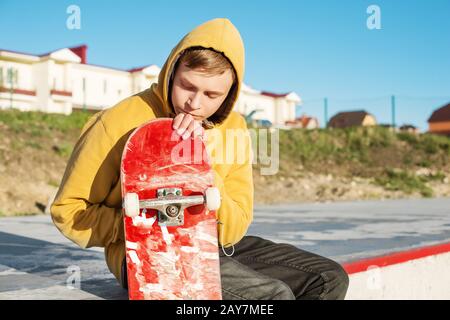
[{"x1": 120, "y1": 118, "x2": 222, "y2": 300}]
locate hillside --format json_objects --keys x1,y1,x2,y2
[
  {"x1": 253, "y1": 125, "x2": 450, "y2": 203},
  {"x1": 0, "y1": 109, "x2": 449, "y2": 216}
]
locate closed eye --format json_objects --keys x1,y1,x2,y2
[
  {"x1": 206, "y1": 93, "x2": 220, "y2": 99},
  {"x1": 180, "y1": 78, "x2": 224, "y2": 97},
  {"x1": 182, "y1": 83, "x2": 195, "y2": 91}
]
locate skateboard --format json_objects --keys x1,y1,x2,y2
[{"x1": 120, "y1": 118, "x2": 222, "y2": 300}]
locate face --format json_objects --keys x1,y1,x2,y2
[{"x1": 170, "y1": 62, "x2": 234, "y2": 121}]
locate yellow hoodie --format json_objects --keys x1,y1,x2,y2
[{"x1": 50, "y1": 18, "x2": 254, "y2": 283}]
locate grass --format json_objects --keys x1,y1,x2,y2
[
  {"x1": 421, "y1": 133, "x2": 450, "y2": 155},
  {"x1": 373, "y1": 168, "x2": 435, "y2": 197},
  {"x1": 274, "y1": 126, "x2": 450, "y2": 172},
  {"x1": 399, "y1": 131, "x2": 450, "y2": 155},
  {"x1": 425, "y1": 171, "x2": 447, "y2": 182},
  {"x1": 398, "y1": 132, "x2": 419, "y2": 145},
  {"x1": 3, "y1": 108, "x2": 449, "y2": 170},
  {"x1": 249, "y1": 125, "x2": 450, "y2": 198},
  {"x1": 0, "y1": 108, "x2": 93, "y2": 134},
  {"x1": 417, "y1": 159, "x2": 432, "y2": 167},
  {"x1": 53, "y1": 142, "x2": 74, "y2": 158},
  {"x1": 0, "y1": 108, "x2": 94, "y2": 158},
  {"x1": 277, "y1": 126, "x2": 398, "y2": 165}
]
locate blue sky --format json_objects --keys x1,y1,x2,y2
[{"x1": 1, "y1": 0, "x2": 449, "y2": 130}]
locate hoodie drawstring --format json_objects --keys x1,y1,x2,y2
[{"x1": 217, "y1": 219, "x2": 235, "y2": 257}]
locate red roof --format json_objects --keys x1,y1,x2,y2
[
  {"x1": 428, "y1": 103, "x2": 450, "y2": 123},
  {"x1": 0, "y1": 44, "x2": 89, "y2": 63},
  {"x1": 69, "y1": 45, "x2": 88, "y2": 64},
  {"x1": 296, "y1": 116, "x2": 313, "y2": 127},
  {"x1": 286, "y1": 115, "x2": 319, "y2": 128},
  {"x1": 0, "y1": 45, "x2": 128, "y2": 72},
  {"x1": 261, "y1": 91, "x2": 290, "y2": 98},
  {"x1": 38, "y1": 44, "x2": 88, "y2": 59}
]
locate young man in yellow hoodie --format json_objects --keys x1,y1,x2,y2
[{"x1": 51, "y1": 18, "x2": 349, "y2": 300}]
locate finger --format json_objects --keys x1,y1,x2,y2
[
  {"x1": 192, "y1": 122, "x2": 205, "y2": 139},
  {"x1": 182, "y1": 119, "x2": 197, "y2": 140},
  {"x1": 172, "y1": 113, "x2": 184, "y2": 130},
  {"x1": 178, "y1": 113, "x2": 193, "y2": 136}
]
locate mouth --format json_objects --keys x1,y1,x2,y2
[
  {"x1": 178, "y1": 109, "x2": 202, "y2": 119},
  {"x1": 187, "y1": 112, "x2": 202, "y2": 118}
]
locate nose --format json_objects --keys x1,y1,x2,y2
[{"x1": 187, "y1": 92, "x2": 202, "y2": 111}]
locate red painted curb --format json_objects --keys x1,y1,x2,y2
[{"x1": 342, "y1": 242, "x2": 450, "y2": 274}]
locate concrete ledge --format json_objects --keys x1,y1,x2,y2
[{"x1": 344, "y1": 242, "x2": 450, "y2": 299}]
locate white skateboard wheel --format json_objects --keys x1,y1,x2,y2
[
  {"x1": 124, "y1": 193, "x2": 140, "y2": 217},
  {"x1": 205, "y1": 187, "x2": 221, "y2": 211}
]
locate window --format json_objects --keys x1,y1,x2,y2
[
  {"x1": 5, "y1": 68, "x2": 18, "y2": 86},
  {"x1": 103, "y1": 79, "x2": 107, "y2": 95},
  {"x1": 0, "y1": 67, "x2": 3, "y2": 86}
]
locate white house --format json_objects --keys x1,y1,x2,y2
[
  {"x1": 0, "y1": 45, "x2": 301, "y2": 126},
  {"x1": 234, "y1": 83, "x2": 301, "y2": 127}
]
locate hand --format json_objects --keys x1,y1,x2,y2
[{"x1": 172, "y1": 113, "x2": 205, "y2": 140}]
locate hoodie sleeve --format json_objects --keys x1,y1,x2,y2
[
  {"x1": 213, "y1": 115, "x2": 254, "y2": 247},
  {"x1": 50, "y1": 114, "x2": 124, "y2": 249}
]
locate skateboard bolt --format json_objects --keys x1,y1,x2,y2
[
  {"x1": 166, "y1": 205, "x2": 179, "y2": 217},
  {"x1": 176, "y1": 190, "x2": 181, "y2": 196}
]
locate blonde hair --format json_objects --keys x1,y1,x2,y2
[{"x1": 171, "y1": 46, "x2": 238, "y2": 127}]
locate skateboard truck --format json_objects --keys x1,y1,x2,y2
[{"x1": 123, "y1": 187, "x2": 221, "y2": 227}]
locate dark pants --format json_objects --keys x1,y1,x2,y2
[
  {"x1": 121, "y1": 235, "x2": 349, "y2": 300},
  {"x1": 219, "y1": 236, "x2": 349, "y2": 300}
]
